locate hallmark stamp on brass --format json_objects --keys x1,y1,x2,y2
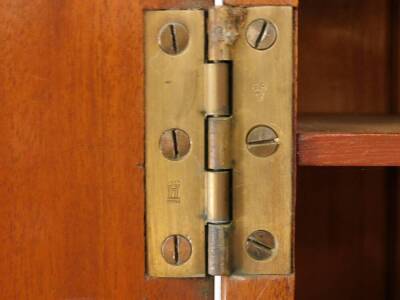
[
  {"x1": 167, "y1": 181, "x2": 181, "y2": 202},
  {"x1": 252, "y1": 82, "x2": 267, "y2": 102}
]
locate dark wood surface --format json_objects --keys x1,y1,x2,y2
[
  {"x1": 390, "y1": 2, "x2": 400, "y2": 298},
  {"x1": 0, "y1": 0, "x2": 214, "y2": 299},
  {"x1": 297, "y1": 167, "x2": 388, "y2": 300},
  {"x1": 299, "y1": 0, "x2": 391, "y2": 114},
  {"x1": 296, "y1": 0, "x2": 398, "y2": 299}
]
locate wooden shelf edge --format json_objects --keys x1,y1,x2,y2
[
  {"x1": 298, "y1": 133, "x2": 400, "y2": 166},
  {"x1": 222, "y1": 275, "x2": 295, "y2": 300},
  {"x1": 224, "y1": 0, "x2": 298, "y2": 7},
  {"x1": 298, "y1": 115, "x2": 400, "y2": 166}
]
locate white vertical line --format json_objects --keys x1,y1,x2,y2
[
  {"x1": 213, "y1": 0, "x2": 223, "y2": 299},
  {"x1": 214, "y1": 275, "x2": 222, "y2": 300}
]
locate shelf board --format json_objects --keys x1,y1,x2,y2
[{"x1": 298, "y1": 115, "x2": 400, "y2": 166}]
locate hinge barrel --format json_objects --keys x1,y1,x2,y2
[
  {"x1": 206, "y1": 171, "x2": 231, "y2": 223},
  {"x1": 204, "y1": 63, "x2": 230, "y2": 116},
  {"x1": 207, "y1": 6, "x2": 246, "y2": 61},
  {"x1": 208, "y1": 224, "x2": 232, "y2": 276},
  {"x1": 207, "y1": 116, "x2": 232, "y2": 170}
]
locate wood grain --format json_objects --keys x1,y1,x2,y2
[
  {"x1": 389, "y1": 2, "x2": 400, "y2": 298},
  {"x1": 296, "y1": 1, "x2": 395, "y2": 299},
  {"x1": 299, "y1": 0, "x2": 391, "y2": 113},
  {"x1": 297, "y1": 167, "x2": 388, "y2": 300},
  {"x1": 298, "y1": 115, "x2": 400, "y2": 166},
  {"x1": 299, "y1": 133, "x2": 400, "y2": 166},
  {"x1": 0, "y1": 0, "x2": 213, "y2": 299},
  {"x1": 222, "y1": 276, "x2": 294, "y2": 300}
]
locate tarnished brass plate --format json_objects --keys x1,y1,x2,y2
[
  {"x1": 145, "y1": 10, "x2": 206, "y2": 277},
  {"x1": 231, "y1": 6, "x2": 294, "y2": 274}
]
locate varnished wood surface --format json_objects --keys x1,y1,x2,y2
[
  {"x1": 299, "y1": 133, "x2": 400, "y2": 166},
  {"x1": 224, "y1": 0, "x2": 298, "y2": 7},
  {"x1": 390, "y1": 2, "x2": 400, "y2": 298},
  {"x1": 298, "y1": 115, "x2": 400, "y2": 166},
  {"x1": 299, "y1": 115, "x2": 400, "y2": 134},
  {"x1": 222, "y1": 276, "x2": 294, "y2": 300},
  {"x1": 299, "y1": 0, "x2": 391, "y2": 114},
  {"x1": 297, "y1": 167, "x2": 388, "y2": 300},
  {"x1": 0, "y1": 0, "x2": 213, "y2": 299},
  {"x1": 296, "y1": 0, "x2": 397, "y2": 299}
]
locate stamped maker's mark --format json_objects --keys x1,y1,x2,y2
[{"x1": 167, "y1": 180, "x2": 181, "y2": 202}]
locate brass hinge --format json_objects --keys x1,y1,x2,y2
[{"x1": 145, "y1": 5, "x2": 294, "y2": 278}]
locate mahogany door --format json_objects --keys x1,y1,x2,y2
[{"x1": 1, "y1": 0, "x2": 399, "y2": 299}]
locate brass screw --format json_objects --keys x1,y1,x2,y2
[
  {"x1": 158, "y1": 23, "x2": 189, "y2": 55},
  {"x1": 246, "y1": 230, "x2": 276, "y2": 261},
  {"x1": 246, "y1": 19, "x2": 277, "y2": 50},
  {"x1": 246, "y1": 125, "x2": 279, "y2": 157},
  {"x1": 159, "y1": 128, "x2": 191, "y2": 160},
  {"x1": 161, "y1": 235, "x2": 192, "y2": 265}
]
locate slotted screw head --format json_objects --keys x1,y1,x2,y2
[
  {"x1": 246, "y1": 230, "x2": 276, "y2": 261},
  {"x1": 159, "y1": 22, "x2": 189, "y2": 55},
  {"x1": 246, "y1": 125, "x2": 279, "y2": 157},
  {"x1": 246, "y1": 19, "x2": 277, "y2": 50},
  {"x1": 161, "y1": 235, "x2": 192, "y2": 265},
  {"x1": 159, "y1": 128, "x2": 191, "y2": 161}
]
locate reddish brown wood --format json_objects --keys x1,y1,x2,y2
[
  {"x1": 222, "y1": 276, "x2": 294, "y2": 300},
  {"x1": 0, "y1": 0, "x2": 213, "y2": 299},
  {"x1": 299, "y1": 133, "x2": 400, "y2": 166},
  {"x1": 298, "y1": 115, "x2": 400, "y2": 166},
  {"x1": 296, "y1": 1, "x2": 395, "y2": 299},
  {"x1": 224, "y1": 0, "x2": 298, "y2": 6}
]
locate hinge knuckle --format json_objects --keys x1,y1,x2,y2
[
  {"x1": 207, "y1": 116, "x2": 232, "y2": 170},
  {"x1": 208, "y1": 224, "x2": 232, "y2": 276},
  {"x1": 206, "y1": 171, "x2": 231, "y2": 223},
  {"x1": 205, "y1": 19, "x2": 234, "y2": 274},
  {"x1": 204, "y1": 63, "x2": 230, "y2": 116},
  {"x1": 207, "y1": 6, "x2": 246, "y2": 61}
]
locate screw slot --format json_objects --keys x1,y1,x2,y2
[
  {"x1": 246, "y1": 19, "x2": 277, "y2": 50},
  {"x1": 246, "y1": 125, "x2": 279, "y2": 157},
  {"x1": 246, "y1": 230, "x2": 276, "y2": 261},
  {"x1": 159, "y1": 22, "x2": 189, "y2": 55},
  {"x1": 161, "y1": 235, "x2": 192, "y2": 265},
  {"x1": 160, "y1": 128, "x2": 191, "y2": 161}
]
